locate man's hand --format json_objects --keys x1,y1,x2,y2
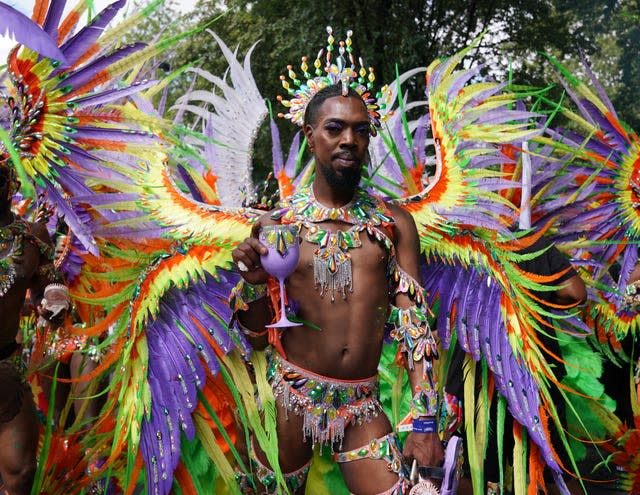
[
  {"x1": 231, "y1": 236, "x2": 270, "y2": 285},
  {"x1": 403, "y1": 431, "x2": 444, "y2": 468}
]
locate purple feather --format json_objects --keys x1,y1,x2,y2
[
  {"x1": 455, "y1": 271, "x2": 473, "y2": 354},
  {"x1": 49, "y1": 161, "x2": 95, "y2": 197},
  {"x1": 59, "y1": 0, "x2": 126, "y2": 67},
  {"x1": 435, "y1": 265, "x2": 464, "y2": 348},
  {"x1": 580, "y1": 52, "x2": 618, "y2": 120},
  {"x1": 412, "y1": 115, "x2": 429, "y2": 166},
  {"x1": 577, "y1": 100, "x2": 628, "y2": 152},
  {"x1": 270, "y1": 118, "x2": 284, "y2": 174},
  {"x1": 140, "y1": 272, "x2": 239, "y2": 495},
  {"x1": 284, "y1": 131, "x2": 302, "y2": 177},
  {"x1": 70, "y1": 192, "x2": 139, "y2": 205},
  {"x1": 176, "y1": 164, "x2": 203, "y2": 203},
  {"x1": 447, "y1": 65, "x2": 483, "y2": 99},
  {"x1": 42, "y1": 178, "x2": 98, "y2": 255},
  {"x1": 465, "y1": 273, "x2": 484, "y2": 360},
  {"x1": 57, "y1": 43, "x2": 145, "y2": 91},
  {"x1": 130, "y1": 92, "x2": 158, "y2": 117},
  {"x1": 173, "y1": 69, "x2": 199, "y2": 125},
  {"x1": 73, "y1": 126, "x2": 158, "y2": 144},
  {"x1": 57, "y1": 232, "x2": 86, "y2": 284},
  {"x1": 72, "y1": 79, "x2": 157, "y2": 108},
  {"x1": 0, "y1": 3, "x2": 67, "y2": 63},
  {"x1": 52, "y1": 142, "x2": 106, "y2": 174},
  {"x1": 617, "y1": 245, "x2": 638, "y2": 295},
  {"x1": 42, "y1": 0, "x2": 66, "y2": 38},
  {"x1": 391, "y1": 116, "x2": 414, "y2": 168}
]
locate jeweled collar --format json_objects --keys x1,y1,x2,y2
[
  {"x1": 0, "y1": 213, "x2": 25, "y2": 239},
  {"x1": 272, "y1": 186, "x2": 394, "y2": 227}
]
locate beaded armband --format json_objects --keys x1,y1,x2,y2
[
  {"x1": 37, "y1": 263, "x2": 58, "y2": 283},
  {"x1": 229, "y1": 279, "x2": 268, "y2": 313},
  {"x1": 228, "y1": 280, "x2": 269, "y2": 338},
  {"x1": 387, "y1": 304, "x2": 438, "y2": 366},
  {"x1": 390, "y1": 265, "x2": 429, "y2": 308}
]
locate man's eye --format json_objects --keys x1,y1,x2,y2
[
  {"x1": 325, "y1": 123, "x2": 342, "y2": 132},
  {"x1": 355, "y1": 126, "x2": 370, "y2": 136}
]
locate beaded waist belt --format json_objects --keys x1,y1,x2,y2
[{"x1": 267, "y1": 351, "x2": 382, "y2": 448}]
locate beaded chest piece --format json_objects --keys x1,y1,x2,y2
[
  {"x1": 0, "y1": 214, "x2": 54, "y2": 297},
  {"x1": 272, "y1": 187, "x2": 394, "y2": 301},
  {"x1": 0, "y1": 215, "x2": 26, "y2": 296}
]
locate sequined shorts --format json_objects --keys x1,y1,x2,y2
[
  {"x1": 267, "y1": 351, "x2": 382, "y2": 448},
  {"x1": 0, "y1": 341, "x2": 27, "y2": 423}
]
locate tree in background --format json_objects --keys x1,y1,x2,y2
[{"x1": 133, "y1": 0, "x2": 639, "y2": 176}]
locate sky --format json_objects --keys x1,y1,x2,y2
[{"x1": 0, "y1": 0, "x2": 198, "y2": 61}]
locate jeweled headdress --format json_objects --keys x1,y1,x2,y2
[{"x1": 277, "y1": 27, "x2": 384, "y2": 134}]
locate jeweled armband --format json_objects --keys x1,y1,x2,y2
[
  {"x1": 37, "y1": 263, "x2": 58, "y2": 283},
  {"x1": 387, "y1": 304, "x2": 438, "y2": 367},
  {"x1": 390, "y1": 265, "x2": 429, "y2": 308},
  {"x1": 228, "y1": 280, "x2": 269, "y2": 338},
  {"x1": 229, "y1": 279, "x2": 268, "y2": 313},
  {"x1": 387, "y1": 302, "x2": 440, "y2": 418}
]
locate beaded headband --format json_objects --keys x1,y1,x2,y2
[{"x1": 277, "y1": 27, "x2": 386, "y2": 135}]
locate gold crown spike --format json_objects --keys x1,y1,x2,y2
[{"x1": 277, "y1": 27, "x2": 382, "y2": 134}]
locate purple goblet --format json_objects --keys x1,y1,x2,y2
[{"x1": 259, "y1": 224, "x2": 301, "y2": 328}]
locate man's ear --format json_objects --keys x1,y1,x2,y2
[{"x1": 303, "y1": 124, "x2": 314, "y2": 153}]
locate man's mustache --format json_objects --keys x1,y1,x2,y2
[{"x1": 332, "y1": 152, "x2": 358, "y2": 161}]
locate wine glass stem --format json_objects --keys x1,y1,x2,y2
[{"x1": 278, "y1": 277, "x2": 287, "y2": 322}]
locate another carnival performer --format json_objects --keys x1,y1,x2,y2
[
  {"x1": 0, "y1": 162, "x2": 68, "y2": 495},
  {"x1": 231, "y1": 83, "x2": 445, "y2": 494}
]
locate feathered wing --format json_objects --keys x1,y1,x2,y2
[
  {"x1": 422, "y1": 228, "x2": 590, "y2": 485},
  {"x1": 0, "y1": 2, "x2": 66, "y2": 62},
  {"x1": 35, "y1": 233, "x2": 253, "y2": 495},
  {"x1": 519, "y1": 57, "x2": 640, "y2": 359},
  {"x1": 376, "y1": 41, "x2": 591, "y2": 492},
  {"x1": 170, "y1": 31, "x2": 268, "y2": 207},
  {"x1": 0, "y1": 4, "x2": 269, "y2": 495},
  {"x1": 393, "y1": 37, "x2": 539, "y2": 235},
  {"x1": 91, "y1": 150, "x2": 259, "y2": 245},
  {"x1": 0, "y1": 0, "x2": 170, "y2": 253},
  {"x1": 90, "y1": 242, "x2": 249, "y2": 495},
  {"x1": 537, "y1": 58, "x2": 640, "y2": 307}
]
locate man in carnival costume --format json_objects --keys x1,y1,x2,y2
[
  {"x1": 0, "y1": 161, "x2": 68, "y2": 495},
  {"x1": 231, "y1": 70, "x2": 450, "y2": 492}
]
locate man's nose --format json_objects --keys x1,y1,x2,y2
[{"x1": 340, "y1": 128, "x2": 356, "y2": 147}]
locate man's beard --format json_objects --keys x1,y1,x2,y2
[{"x1": 319, "y1": 162, "x2": 362, "y2": 190}]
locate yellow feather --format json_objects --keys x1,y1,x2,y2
[
  {"x1": 194, "y1": 414, "x2": 242, "y2": 495},
  {"x1": 463, "y1": 355, "x2": 483, "y2": 495}
]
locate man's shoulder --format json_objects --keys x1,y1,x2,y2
[
  {"x1": 383, "y1": 201, "x2": 415, "y2": 230},
  {"x1": 27, "y1": 221, "x2": 51, "y2": 245}
]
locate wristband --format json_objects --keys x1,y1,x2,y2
[{"x1": 412, "y1": 418, "x2": 437, "y2": 433}]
